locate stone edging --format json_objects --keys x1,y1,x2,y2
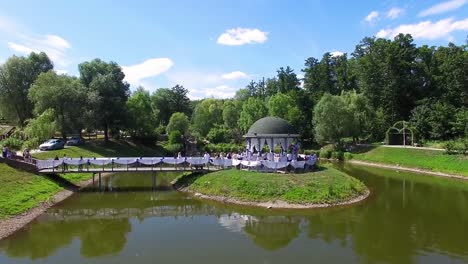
[
  {"x1": 348, "y1": 160, "x2": 467, "y2": 180},
  {"x1": 176, "y1": 187, "x2": 370, "y2": 209}
]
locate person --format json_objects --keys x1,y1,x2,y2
[
  {"x1": 54, "y1": 155, "x2": 59, "y2": 160},
  {"x1": 177, "y1": 152, "x2": 183, "y2": 159},
  {"x1": 2, "y1": 146, "x2": 6, "y2": 158},
  {"x1": 78, "y1": 156, "x2": 83, "y2": 172},
  {"x1": 62, "y1": 154, "x2": 68, "y2": 172}
]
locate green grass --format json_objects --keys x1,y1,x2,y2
[
  {"x1": 34, "y1": 140, "x2": 167, "y2": 159},
  {"x1": 182, "y1": 167, "x2": 367, "y2": 204},
  {"x1": 350, "y1": 146, "x2": 468, "y2": 176},
  {"x1": 0, "y1": 163, "x2": 62, "y2": 219}
]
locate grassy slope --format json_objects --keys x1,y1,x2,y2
[
  {"x1": 33, "y1": 140, "x2": 167, "y2": 183},
  {"x1": 351, "y1": 146, "x2": 468, "y2": 176},
  {"x1": 185, "y1": 167, "x2": 367, "y2": 204},
  {"x1": 0, "y1": 163, "x2": 62, "y2": 218}
]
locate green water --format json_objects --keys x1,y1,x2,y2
[{"x1": 0, "y1": 165, "x2": 467, "y2": 264}]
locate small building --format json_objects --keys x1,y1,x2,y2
[{"x1": 243, "y1": 117, "x2": 299, "y2": 153}]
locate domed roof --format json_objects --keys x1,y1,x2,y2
[{"x1": 244, "y1": 117, "x2": 298, "y2": 137}]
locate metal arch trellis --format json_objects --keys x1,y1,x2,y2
[{"x1": 385, "y1": 121, "x2": 414, "y2": 146}]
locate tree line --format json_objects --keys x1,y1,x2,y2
[{"x1": 0, "y1": 33, "x2": 466, "y2": 151}]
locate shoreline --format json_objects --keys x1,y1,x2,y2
[
  {"x1": 348, "y1": 160, "x2": 467, "y2": 180},
  {"x1": 176, "y1": 187, "x2": 370, "y2": 209},
  {"x1": 0, "y1": 173, "x2": 112, "y2": 240}
]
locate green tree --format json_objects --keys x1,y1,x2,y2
[
  {"x1": 276, "y1": 66, "x2": 299, "y2": 93},
  {"x1": 191, "y1": 99, "x2": 224, "y2": 136},
  {"x1": 222, "y1": 100, "x2": 239, "y2": 128},
  {"x1": 267, "y1": 93, "x2": 303, "y2": 129},
  {"x1": 313, "y1": 94, "x2": 353, "y2": 144},
  {"x1": 0, "y1": 52, "x2": 53, "y2": 126},
  {"x1": 24, "y1": 108, "x2": 57, "y2": 141},
  {"x1": 126, "y1": 87, "x2": 158, "y2": 138},
  {"x1": 78, "y1": 59, "x2": 130, "y2": 141},
  {"x1": 29, "y1": 71, "x2": 87, "y2": 139},
  {"x1": 166, "y1": 112, "x2": 190, "y2": 136},
  {"x1": 238, "y1": 97, "x2": 268, "y2": 132}
]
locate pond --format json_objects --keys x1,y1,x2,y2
[{"x1": 0, "y1": 164, "x2": 467, "y2": 264}]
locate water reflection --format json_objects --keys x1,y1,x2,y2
[{"x1": 0, "y1": 166, "x2": 467, "y2": 263}]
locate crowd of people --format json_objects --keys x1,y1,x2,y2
[{"x1": 201, "y1": 150, "x2": 317, "y2": 163}]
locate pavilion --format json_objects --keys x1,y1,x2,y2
[{"x1": 243, "y1": 117, "x2": 300, "y2": 155}]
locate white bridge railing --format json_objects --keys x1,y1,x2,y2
[{"x1": 35, "y1": 156, "x2": 317, "y2": 171}]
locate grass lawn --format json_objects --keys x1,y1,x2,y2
[
  {"x1": 350, "y1": 146, "x2": 468, "y2": 176},
  {"x1": 34, "y1": 140, "x2": 167, "y2": 159},
  {"x1": 0, "y1": 163, "x2": 62, "y2": 219},
  {"x1": 182, "y1": 167, "x2": 367, "y2": 204}
]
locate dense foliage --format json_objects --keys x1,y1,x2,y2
[{"x1": 0, "y1": 33, "x2": 466, "y2": 149}]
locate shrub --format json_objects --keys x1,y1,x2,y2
[
  {"x1": 168, "y1": 131, "x2": 183, "y2": 145},
  {"x1": 335, "y1": 151, "x2": 344, "y2": 161},
  {"x1": 444, "y1": 141, "x2": 455, "y2": 154},
  {"x1": 344, "y1": 152, "x2": 353, "y2": 160},
  {"x1": 0, "y1": 137, "x2": 24, "y2": 151},
  {"x1": 165, "y1": 143, "x2": 183, "y2": 155},
  {"x1": 22, "y1": 138, "x2": 41, "y2": 150},
  {"x1": 207, "y1": 125, "x2": 231, "y2": 144}
]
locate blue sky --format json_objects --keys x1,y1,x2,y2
[{"x1": 0, "y1": 0, "x2": 467, "y2": 99}]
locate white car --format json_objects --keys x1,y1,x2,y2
[{"x1": 39, "y1": 139, "x2": 65, "y2": 151}]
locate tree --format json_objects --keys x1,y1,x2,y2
[
  {"x1": 313, "y1": 94, "x2": 353, "y2": 144},
  {"x1": 126, "y1": 87, "x2": 158, "y2": 138},
  {"x1": 238, "y1": 97, "x2": 268, "y2": 132},
  {"x1": 78, "y1": 59, "x2": 130, "y2": 141},
  {"x1": 166, "y1": 112, "x2": 190, "y2": 136},
  {"x1": 29, "y1": 71, "x2": 87, "y2": 139},
  {"x1": 24, "y1": 108, "x2": 57, "y2": 141},
  {"x1": 222, "y1": 100, "x2": 239, "y2": 128},
  {"x1": 191, "y1": 99, "x2": 224, "y2": 136},
  {"x1": 267, "y1": 93, "x2": 303, "y2": 129},
  {"x1": 150, "y1": 85, "x2": 191, "y2": 125},
  {"x1": 276, "y1": 66, "x2": 299, "y2": 93},
  {"x1": 0, "y1": 52, "x2": 53, "y2": 126},
  {"x1": 341, "y1": 90, "x2": 374, "y2": 141}
]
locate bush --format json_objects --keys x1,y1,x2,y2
[
  {"x1": 0, "y1": 137, "x2": 24, "y2": 151},
  {"x1": 22, "y1": 138, "x2": 41, "y2": 150},
  {"x1": 165, "y1": 143, "x2": 183, "y2": 155},
  {"x1": 444, "y1": 140, "x2": 456, "y2": 154},
  {"x1": 344, "y1": 152, "x2": 353, "y2": 160},
  {"x1": 207, "y1": 125, "x2": 231, "y2": 144},
  {"x1": 168, "y1": 131, "x2": 183, "y2": 145},
  {"x1": 333, "y1": 151, "x2": 344, "y2": 161},
  {"x1": 205, "y1": 143, "x2": 244, "y2": 153}
]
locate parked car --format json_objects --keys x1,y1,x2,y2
[
  {"x1": 39, "y1": 139, "x2": 65, "y2": 151},
  {"x1": 66, "y1": 136, "x2": 84, "y2": 146}
]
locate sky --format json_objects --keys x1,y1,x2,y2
[{"x1": 0, "y1": 0, "x2": 467, "y2": 99}]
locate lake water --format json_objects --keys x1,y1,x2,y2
[{"x1": 0, "y1": 164, "x2": 467, "y2": 264}]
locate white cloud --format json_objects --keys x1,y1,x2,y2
[
  {"x1": 365, "y1": 11, "x2": 379, "y2": 22},
  {"x1": 166, "y1": 70, "x2": 248, "y2": 99},
  {"x1": 376, "y1": 17, "x2": 468, "y2": 40},
  {"x1": 387, "y1": 8, "x2": 404, "y2": 19},
  {"x1": 217, "y1": 28, "x2": 268, "y2": 46},
  {"x1": 8, "y1": 42, "x2": 36, "y2": 54},
  {"x1": 7, "y1": 34, "x2": 72, "y2": 67},
  {"x1": 55, "y1": 69, "x2": 68, "y2": 75},
  {"x1": 122, "y1": 58, "x2": 173, "y2": 86},
  {"x1": 204, "y1": 85, "x2": 239, "y2": 99},
  {"x1": 330, "y1": 51, "x2": 344, "y2": 57},
  {"x1": 419, "y1": 0, "x2": 467, "y2": 17},
  {"x1": 221, "y1": 71, "x2": 249, "y2": 80}
]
